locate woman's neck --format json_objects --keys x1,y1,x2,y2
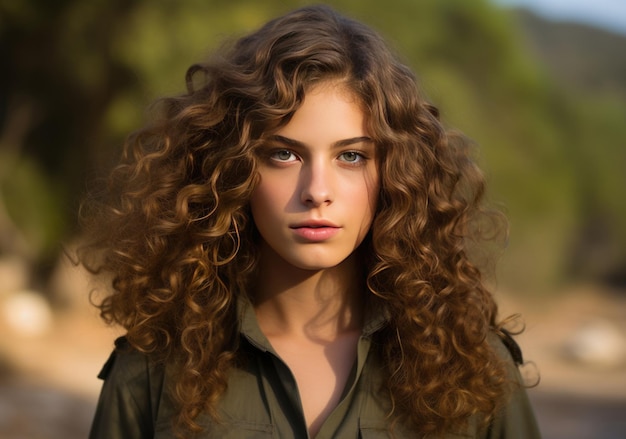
[{"x1": 252, "y1": 248, "x2": 364, "y2": 342}]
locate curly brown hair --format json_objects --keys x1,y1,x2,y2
[{"x1": 79, "y1": 4, "x2": 514, "y2": 436}]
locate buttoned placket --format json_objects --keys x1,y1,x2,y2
[{"x1": 237, "y1": 296, "x2": 387, "y2": 438}]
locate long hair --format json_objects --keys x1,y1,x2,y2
[{"x1": 79, "y1": 5, "x2": 512, "y2": 436}]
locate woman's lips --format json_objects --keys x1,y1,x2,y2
[
  {"x1": 290, "y1": 222, "x2": 340, "y2": 241},
  {"x1": 291, "y1": 226, "x2": 340, "y2": 241}
]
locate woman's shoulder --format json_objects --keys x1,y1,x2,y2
[
  {"x1": 483, "y1": 331, "x2": 542, "y2": 438},
  {"x1": 487, "y1": 329, "x2": 524, "y2": 366},
  {"x1": 90, "y1": 337, "x2": 172, "y2": 438},
  {"x1": 96, "y1": 336, "x2": 166, "y2": 389}
]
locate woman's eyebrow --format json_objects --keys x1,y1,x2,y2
[{"x1": 268, "y1": 134, "x2": 373, "y2": 149}]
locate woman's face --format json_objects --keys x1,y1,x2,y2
[{"x1": 250, "y1": 82, "x2": 379, "y2": 271}]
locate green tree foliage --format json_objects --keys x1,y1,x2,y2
[{"x1": 1, "y1": 0, "x2": 624, "y2": 291}]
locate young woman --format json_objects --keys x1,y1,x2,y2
[{"x1": 81, "y1": 5, "x2": 540, "y2": 438}]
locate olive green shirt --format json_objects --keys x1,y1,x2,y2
[{"x1": 89, "y1": 298, "x2": 541, "y2": 438}]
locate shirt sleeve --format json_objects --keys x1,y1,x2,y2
[{"x1": 89, "y1": 337, "x2": 157, "y2": 439}]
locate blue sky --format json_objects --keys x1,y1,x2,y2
[{"x1": 492, "y1": 0, "x2": 626, "y2": 35}]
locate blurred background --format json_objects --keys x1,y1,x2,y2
[{"x1": 0, "y1": 0, "x2": 624, "y2": 437}]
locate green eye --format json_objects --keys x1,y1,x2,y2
[
  {"x1": 271, "y1": 150, "x2": 296, "y2": 161},
  {"x1": 339, "y1": 151, "x2": 362, "y2": 162}
]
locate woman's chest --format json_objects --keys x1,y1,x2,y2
[
  {"x1": 267, "y1": 332, "x2": 361, "y2": 436},
  {"x1": 153, "y1": 346, "x2": 478, "y2": 438}
]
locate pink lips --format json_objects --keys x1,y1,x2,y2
[{"x1": 290, "y1": 220, "x2": 340, "y2": 242}]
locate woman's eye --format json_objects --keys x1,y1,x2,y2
[
  {"x1": 338, "y1": 151, "x2": 363, "y2": 163},
  {"x1": 270, "y1": 150, "x2": 297, "y2": 162}
]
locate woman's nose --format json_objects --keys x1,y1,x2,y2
[{"x1": 300, "y1": 161, "x2": 334, "y2": 206}]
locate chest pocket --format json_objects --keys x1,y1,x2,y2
[
  {"x1": 359, "y1": 423, "x2": 474, "y2": 439},
  {"x1": 153, "y1": 377, "x2": 275, "y2": 438},
  {"x1": 202, "y1": 421, "x2": 274, "y2": 439},
  {"x1": 155, "y1": 420, "x2": 274, "y2": 439},
  {"x1": 358, "y1": 421, "x2": 390, "y2": 438},
  {"x1": 359, "y1": 420, "x2": 445, "y2": 439}
]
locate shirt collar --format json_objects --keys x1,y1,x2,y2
[
  {"x1": 237, "y1": 294, "x2": 274, "y2": 352},
  {"x1": 236, "y1": 293, "x2": 389, "y2": 348}
]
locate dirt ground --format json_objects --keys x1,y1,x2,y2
[
  {"x1": 0, "y1": 263, "x2": 625, "y2": 439},
  {"x1": 497, "y1": 286, "x2": 626, "y2": 439}
]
